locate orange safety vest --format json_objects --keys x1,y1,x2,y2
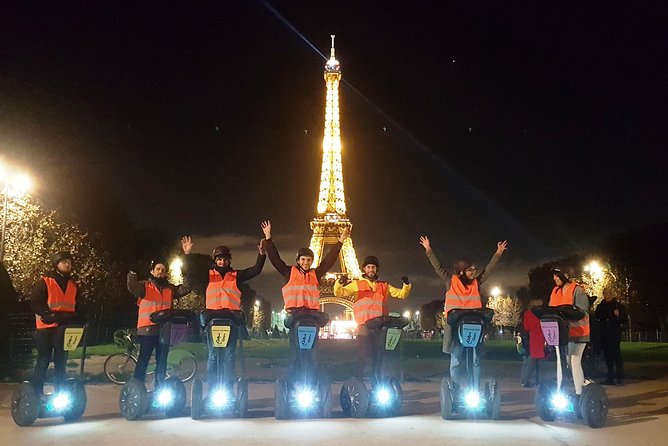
[
  {"x1": 282, "y1": 266, "x2": 320, "y2": 310},
  {"x1": 206, "y1": 270, "x2": 242, "y2": 310},
  {"x1": 353, "y1": 280, "x2": 389, "y2": 325},
  {"x1": 444, "y1": 275, "x2": 482, "y2": 315},
  {"x1": 137, "y1": 282, "x2": 173, "y2": 328},
  {"x1": 36, "y1": 276, "x2": 77, "y2": 329},
  {"x1": 549, "y1": 282, "x2": 590, "y2": 339}
]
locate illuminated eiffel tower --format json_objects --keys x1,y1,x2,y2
[{"x1": 308, "y1": 35, "x2": 361, "y2": 312}]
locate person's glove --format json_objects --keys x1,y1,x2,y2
[
  {"x1": 401, "y1": 276, "x2": 410, "y2": 285},
  {"x1": 339, "y1": 276, "x2": 349, "y2": 285}
]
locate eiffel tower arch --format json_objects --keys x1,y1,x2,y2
[{"x1": 308, "y1": 36, "x2": 361, "y2": 318}]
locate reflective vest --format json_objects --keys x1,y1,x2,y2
[
  {"x1": 36, "y1": 276, "x2": 77, "y2": 329},
  {"x1": 282, "y1": 266, "x2": 320, "y2": 310},
  {"x1": 137, "y1": 282, "x2": 173, "y2": 328},
  {"x1": 206, "y1": 270, "x2": 242, "y2": 310},
  {"x1": 549, "y1": 282, "x2": 590, "y2": 339},
  {"x1": 353, "y1": 280, "x2": 389, "y2": 325},
  {"x1": 444, "y1": 275, "x2": 482, "y2": 315}
]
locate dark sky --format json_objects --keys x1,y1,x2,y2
[{"x1": 1, "y1": 1, "x2": 666, "y2": 311}]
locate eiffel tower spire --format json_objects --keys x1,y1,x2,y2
[{"x1": 309, "y1": 35, "x2": 361, "y2": 280}]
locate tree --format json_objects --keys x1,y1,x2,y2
[{"x1": 487, "y1": 294, "x2": 523, "y2": 328}]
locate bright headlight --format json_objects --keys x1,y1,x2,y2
[
  {"x1": 157, "y1": 389, "x2": 173, "y2": 406},
  {"x1": 212, "y1": 389, "x2": 229, "y2": 408},
  {"x1": 375, "y1": 387, "x2": 392, "y2": 406},
  {"x1": 464, "y1": 390, "x2": 481, "y2": 409},
  {"x1": 296, "y1": 389, "x2": 315, "y2": 408},
  {"x1": 52, "y1": 392, "x2": 71, "y2": 410},
  {"x1": 551, "y1": 392, "x2": 569, "y2": 410}
]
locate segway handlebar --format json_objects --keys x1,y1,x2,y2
[
  {"x1": 447, "y1": 308, "x2": 494, "y2": 327},
  {"x1": 199, "y1": 309, "x2": 246, "y2": 327},
  {"x1": 284, "y1": 308, "x2": 329, "y2": 329},
  {"x1": 531, "y1": 305, "x2": 586, "y2": 321},
  {"x1": 150, "y1": 309, "x2": 197, "y2": 324},
  {"x1": 40, "y1": 312, "x2": 85, "y2": 325}
]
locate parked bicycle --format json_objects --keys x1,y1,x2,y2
[{"x1": 104, "y1": 328, "x2": 198, "y2": 385}]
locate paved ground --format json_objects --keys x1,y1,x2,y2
[{"x1": 1, "y1": 376, "x2": 667, "y2": 446}]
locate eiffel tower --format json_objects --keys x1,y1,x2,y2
[{"x1": 308, "y1": 36, "x2": 361, "y2": 313}]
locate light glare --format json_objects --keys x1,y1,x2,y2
[
  {"x1": 296, "y1": 389, "x2": 315, "y2": 408},
  {"x1": 464, "y1": 390, "x2": 481, "y2": 408},
  {"x1": 212, "y1": 389, "x2": 228, "y2": 407},
  {"x1": 551, "y1": 392, "x2": 569, "y2": 410},
  {"x1": 375, "y1": 387, "x2": 392, "y2": 406},
  {"x1": 157, "y1": 389, "x2": 173, "y2": 405},
  {"x1": 52, "y1": 392, "x2": 71, "y2": 410}
]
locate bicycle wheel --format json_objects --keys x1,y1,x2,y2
[
  {"x1": 104, "y1": 353, "x2": 137, "y2": 385},
  {"x1": 167, "y1": 350, "x2": 197, "y2": 383}
]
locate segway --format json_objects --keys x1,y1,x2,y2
[
  {"x1": 440, "y1": 308, "x2": 501, "y2": 420},
  {"x1": 340, "y1": 315, "x2": 408, "y2": 417},
  {"x1": 274, "y1": 309, "x2": 331, "y2": 419},
  {"x1": 119, "y1": 309, "x2": 196, "y2": 420},
  {"x1": 532, "y1": 305, "x2": 608, "y2": 428},
  {"x1": 11, "y1": 312, "x2": 88, "y2": 426},
  {"x1": 191, "y1": 309, "x2": 248, "y2": 419}
]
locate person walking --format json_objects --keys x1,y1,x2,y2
[{"x1": 595, "y1": 287, "x2": 627, "y2": 385}]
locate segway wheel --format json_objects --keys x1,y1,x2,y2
[
  {"x1": 340, "y1": 378, "x2": 368, "y2": 418},
  {"x1": 163, "y1": 376, "x2": 187, "y2": 418},
  {"x1": 440, "y1": 378, "x2": 456, "y2": 420},
  {"x1": 120, "y1": 378, "x2": 148, "y2": 421},
  {"x1": 389, "y1": 377, "x2": 404, "y2": 416},
  {"x1": 191, "y1": 378, "x2": 203, "y2": 420},
  {"x1": 534, "y1": 381, "x2": 557, "y2": 422},
  {"x1": 318, "y1": 377, "x2": 332, "y2": 418},
  {"x1": 486, "y1": 380, "x2": 501, "y2": 420},
  {"x1": 580, "y1": 383, "x2": 608, "y2": 428},
  {"x1": 274, "y1": 378, "x2": 289, "y2": 420},
  {"x1": 236, "y1": 378, "x2": 249, "y2": 418},
  {"x1": 62, "y1": 378, "x2": 87, "y2": 421},
  {"x1": 11, "y1": 382, "x2": 40, "y2": 427}
]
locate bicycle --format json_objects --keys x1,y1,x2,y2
[{"x1": 104, "y1": 328, "x2": 198, "y2": 385}]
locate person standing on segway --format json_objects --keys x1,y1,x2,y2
[
  {"x1": 180, "y1": 235, "x2": 267, "y2": 392},
  {"x1": 30, "y1": 252, "x2": 81, "y2": 394},
  {"x1": 126, "y1": 261, "x2": 191, "y2": 383},
  {"x1": 419, "y1": 236, "x2": 508, "y2": 388},
  {"x1": 334, "y1": 255, "x2": 411, "y2": 379},
  {"x1": 549, "y1": 266, "x2": 590, "y2": 401},
  {"x1": 261, "y1": 220, "x2": 348, "y2": 369}
]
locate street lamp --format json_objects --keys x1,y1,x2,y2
[
  {"x1": 491, "y1": 286, "x2": 501, "y2": 298},
  {"x1": 584, "y1": 261, "x2": 604, "y2": 282},
  {"x1": 0, "y1": 166, "x2": 33, "y2": 262}
]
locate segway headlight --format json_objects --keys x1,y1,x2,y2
[
  {"x1": 157, "y1": 388, "x2": 173, "y2": 406},
  {"x1": 296, "y1": 388, "x2": 315, "y2": 409},
  {"x1": 551, "y1": 392, "x2": 569, "y2": 410},
  {"x1": 211, "y1": 389, "x2": 229, "y2": 408},
  {"x1": 375, "y1": 387, "x2": 392, "y2": 406},
  {"x1": 52, "y1": 392, "x2": 71, "y2": 411},
  {"x1": 464, "y1": 390, "x2": 481, "y2": 409}
]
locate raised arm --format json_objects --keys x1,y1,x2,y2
[
  {"x1": 388, "y1": 276, "x2": 412, "y2": 299},
  {"x1": 420, "y1": 236, "x2": 449, "y2": 285},
  {"x1": 477, "y1": 240, "x2": 507, "y2": 285},
  {"x1": 236, "y1": 239, "x2": 267, "y2": 282},
  {"x1": 126, "y1": 271, "x2": 146, "y2": 298},
  {"x1": 333, "y1": 276, "x2": 359, "y2": 298},
  {"x1": 261, "y1": 220, "x2": 291, "y2": 278},
  {"x1": 315, "y1": 227, "x2": 349, "y2": 277},
  {"x1": 180, "y1": 236, "x2": 210, "y2": 295}
]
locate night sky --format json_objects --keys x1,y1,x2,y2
[{"x1": 1, "y1": 1, "x2": 666, "y2": 311}]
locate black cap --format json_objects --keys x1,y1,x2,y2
[
  {"x1": 453, "y1": 258, "x2": 474, "y2": 274},
  {"x1": 362, "y1": 255, "x2": 380, "y2": 269},
  {"x1": 150, "y1": 259, "x2": 169, "y2": 271},
  {"x1": 51, "y1": 251, "x2": 72, "y2": 267},
  {"x1": 212, "y1": 246, "x2": 232, "y2": 259}
]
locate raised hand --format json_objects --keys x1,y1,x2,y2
[
  {"x1": 419, "y1": 236, "x2": 431, "y2": 252},
  {"x1": 339, "y1": 226, "x2": 351, "y2": 243},
  {"x1": 261, "y1": 220, "x2": 272, "y2": 239},
  {"x1": 181, "y1": 236, "x2": 193, "y2": 254},
  {"x1": 401, "y1": 276, "x2": 410, "y2": 285},
  {"x1": 496, "y1": 240, "x2": 508, "y2": 255}
]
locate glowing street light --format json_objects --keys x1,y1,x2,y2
[
  {"x1": 584, "y1": 260, "x2": 604, "y2": 282},
  {"x1": 403, "y1": 310, "x2": 411, "y2": 319},
  {"x1": 491, "y1": 287, "x2": 501, "y2": 298},
  {"x1": 1, "y1": 165, "x2": 33, "y2": 262}
]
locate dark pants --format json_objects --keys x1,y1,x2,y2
[
  {"x1": 356, "y1": 331, "x2": 382, "y2": 382},
  {"x1": 206, "y1": 327, "x2": 238, "y2": 390},
  {"x1": 33, "y1": 328, "x2": 68, "y2": 393},
  {"x1": 602, "y1": 340, "x2": 623, "y2": 382},
  {"x1": 521, "y1": 356, "x2": 541, "y2": 386},
  {"x1": 450, "y1": 337, "x2": 481, "y2": 389},
  {"x1": 134, "y1": 335, "x2": 167, "y2": 384}
]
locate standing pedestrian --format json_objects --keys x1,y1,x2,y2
[
  {"x1": 521, "y1": 299, "x2": 546, "y2": 387},
  {"x1": 595, "y1": 287, "x2": 627, "y2": 385}
]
